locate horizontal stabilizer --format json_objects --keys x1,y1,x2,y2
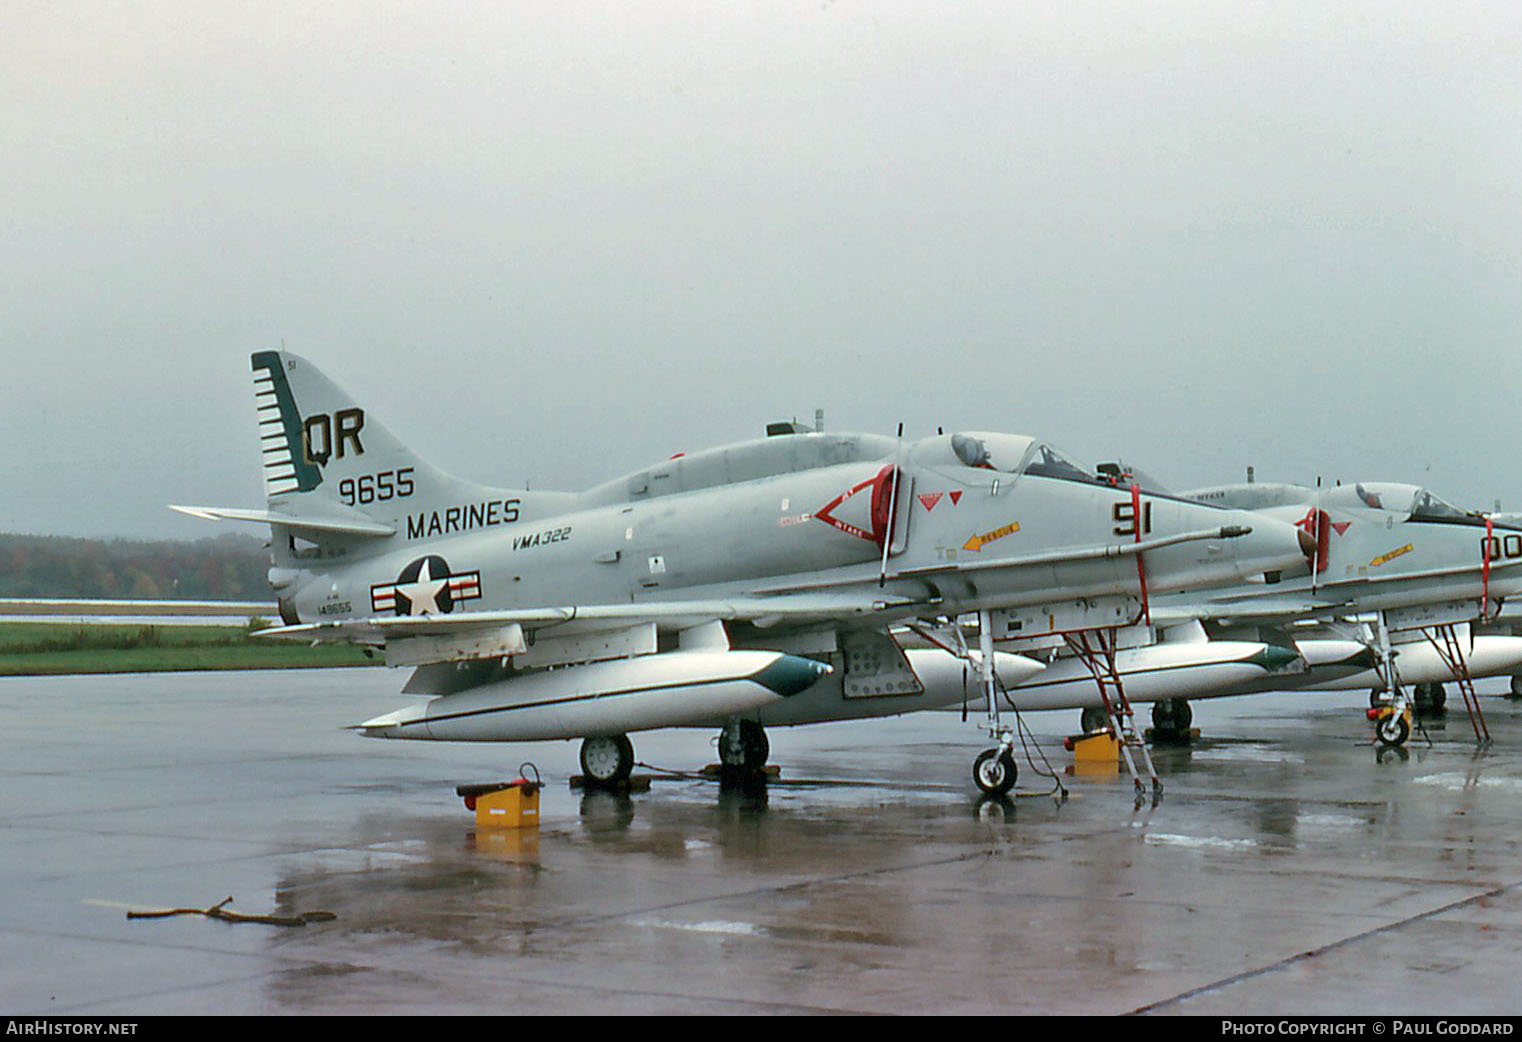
[{"x1": 169, "y1": 504, "x2": 395, "y2": 538}]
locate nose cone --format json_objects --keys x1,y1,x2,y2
[
  {"x1": 751, "y1": 654, "x2": 833, "y2": 697},
  {"x1": 1251, "y1": 644, "x2": 1305, "y2": 674},
  {"x1": 354, "y1": 702, "x2": 429, "y2": 738}
]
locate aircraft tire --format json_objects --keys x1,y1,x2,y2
[
  {"x1": 1510, "y1": 675, "x2": 1522, "y2": 701},
  {"x1": 1151, "y1": 698, "x2": 1193, "y2": 740},
  {"x1": 580, "y1": 734, "x2": 635, "y2": 784},
  {"x1": 1079, "y1": 707, "x2": 1108, "y2": 734},
  {"x1": 718, "y1": 720, "x2": 769, "y2": 770},
  {"x1": 1413, "y1": 683, "x2": 1432, "y2": 714},
  {"x1": 973, "y1": 748, "x2": 1017, "y2": 797},
  {"x1": 1375, "y1": 713, "x2": 1411, "y2": 747},
  {"x1": 1413, "y1": 683, "x2": 1446, "y2": 715}
]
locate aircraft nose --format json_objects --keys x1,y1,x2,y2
[{"x1": 1220, "y1": 509, "x2": 1316, "y2": 580}]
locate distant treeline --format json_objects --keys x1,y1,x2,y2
[{"x1": 0, "y1": 532, "x2": 272, "y2": 600}]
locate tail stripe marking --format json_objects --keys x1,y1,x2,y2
[{"x1": 250, "y1": 352, "x2": 323, "y2": 497}]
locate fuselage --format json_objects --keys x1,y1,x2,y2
[
  {"x1": 275, "y1": 430, "x2": 1312, "y2": 637},
  {"x1": 1163, "y1": 480, "x2": 1522, "y2": 623}
]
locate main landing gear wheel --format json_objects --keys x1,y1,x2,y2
[
  {"x1": 580, "y1": 734, "x2": 635, "y2": 784},
  {"x1": 1510, "y1": 675, "x2": 1522, "y2": 701},
  {"x1": 1079, "y1": 707, "x2": 1108, "y2": 734},
  {"x1": 1413, "y1": 683, "x2": 1446, "y2": 716},
  {"x1": 1151, "y1": 698, "x2": 1193, "y2": 740},
  {"x1": 1375, "y1": 712, "x2": 1411, "y2": 747},
  {"x1": 718, "y1": 720, "x2": 769, "y2": 771},
  {"x1": 973, "y1": 748, "x2": 1017, "y2": 797}
]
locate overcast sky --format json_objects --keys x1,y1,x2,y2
[{"x1": 3, "y1": 1, "x2": 1519, "y2": 540}]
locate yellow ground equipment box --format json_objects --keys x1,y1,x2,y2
[
  {"x1": 457, "y1": 765, "x2": 542, "y2": 829},
  {"x1": 1065, "y1": 729, "x2": 1120, "y2": 765}
]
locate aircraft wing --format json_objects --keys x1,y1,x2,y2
[
  {"x1": 261, "y1": 592, "x2": 917, "y2": 640},
  {"x1": 1151, "y1": 557, "x2": 1500, "y2": 627},
  {"x1": 256, "y1": 590, "x2": 927, "y2": 668}
]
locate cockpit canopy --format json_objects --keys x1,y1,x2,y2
[
  {"x1": 931, "y1": 432, "x2": 1166, "y2": 490},
  {"x1": 1321, "y1": 482, "x2": 1478, "y2": 523},
  {"x1": 946, "y1": 432, "x2": 1096, "y2": 483}
]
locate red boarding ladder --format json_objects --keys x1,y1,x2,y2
[
  {"x1": 1422, "y1": 625, "x2": 1492, "y2": 746},
  {"x1": 1065, "y1": 628, "x2": 1161, "y2": 800}
]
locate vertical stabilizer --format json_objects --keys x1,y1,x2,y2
[{"x1": 247, "y1": 351, "x2": 574, "y2": 548}]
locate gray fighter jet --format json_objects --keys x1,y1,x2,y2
[
  {"x1": 1144, "y1": 478, "x2": 1522, "y2": 745},
  {"x1": 174, "y1": 352, "x2": 1314, "y2": 792}
]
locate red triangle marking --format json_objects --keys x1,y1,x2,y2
[
  {"x1": 918, "y1": 493, "x2": 943, "y2": 512},
  {"x1": 948, "y1": 490, "x2": 963, "y2": 505},
  {"x1": 813, "y1": 477, "x2": 880, "y2": 543}
]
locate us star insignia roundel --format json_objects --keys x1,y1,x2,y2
[{"x1": 370, "y1": 556, "x2": 482, "y2": 616}]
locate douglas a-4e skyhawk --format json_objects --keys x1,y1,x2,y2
[
  {"x1": 1138, "y1": 478, "x2": 1522, "y2": 747},
  {"x1": 174, "y1": 352, "x2": 1315, "y2": 795}
]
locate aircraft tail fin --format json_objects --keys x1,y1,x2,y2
[
  {"x1": 241, "y1": 350, "x2": 571, "y2": 549},
  {"x1": 253, "y1": 350, "x2": 418, "y2": 507}
]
